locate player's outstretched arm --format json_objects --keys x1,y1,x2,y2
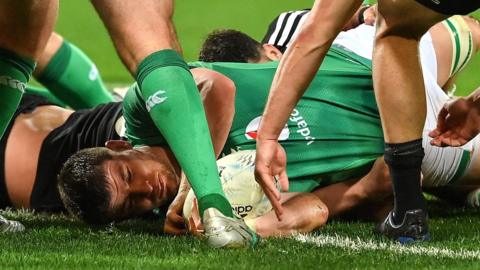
[
  {"x1": 429, "y1": 87, "x2": 480, "y2": 147},
  {"x1": 254, "y1": 140, "x2": 288, "y2": 220},
  {"x1": 429, "y1": 17, "x2": 480, "y2": 147},
  {"x1": 257, "y1": 0, "x2": 363, "y2": 141},
  {"x1": 247, "y1": 193, "x2": 328, "y2": 237},
  {"x1": 255, "y1": 0, "x2": 363, "y2": 221}
]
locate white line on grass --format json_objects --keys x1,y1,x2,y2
[{"x1": 294, "y1": 234, "x2": 480, "y2": 260}]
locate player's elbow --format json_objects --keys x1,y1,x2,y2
[{"x1": 197, "y1": 69, "x2": 236, "y2": 106}]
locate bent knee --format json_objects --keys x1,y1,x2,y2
[
  {"x1": 274, "y1": 195, "x2": 329, "y2": 235},
  {"x1": 294, "y1": 196, "x2": 329, "y2": 233},
  {"x1": 312, "y1": 200, "x2": 329, "y2": 227}
]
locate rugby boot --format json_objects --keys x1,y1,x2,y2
[
  {"x1": 375, "y1": 209, "x2": 430, "y2": 244},
  {"x1": 0, "y1": 214, "x2": 25, "y2": 233},
  {"x1": 203, "y1": 208, "x2": 259, "y2": 248}
]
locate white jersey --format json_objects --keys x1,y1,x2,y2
[{"x1": 333, "y1": 25, "x2": 478, "y2": 186}]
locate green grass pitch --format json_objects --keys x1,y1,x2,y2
[
  {"x1": 2, "y1": 201, "x2": 480, "y2": 270},
  {"x1": 4, "y1": 1, "x2": 480, "y2": 269}
]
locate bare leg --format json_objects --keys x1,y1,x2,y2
[
  {"x1": 34, "y1": 32, "x2": 63, "y2": 76},
  {"x1": 0, "y1": 0, "x2": 57, "y2": 231},
  {"x1": 311, "y1": 158, "x2": 395, "y2": 222},
  {"x1": 373, "y1": 0, "x2": 447, "y2": 225},
  {"x1": 91, "y1": 0, "x2": 180, "y2": 74},
  {"x1": 249, "y1": 193, "x2": 328, "y2": 237},
  {"x1": 374, "y1": 0, "x2": 446, "y2": 143},
  {"x1": 0, "y1": 0, "x2": 58, "y2": 59},
  {"x1": 0, "y1": 0, "x2": 58, "y2": 138},
  {"x1": 313, "y1": 158, "x2": 391, "y2": 218}
]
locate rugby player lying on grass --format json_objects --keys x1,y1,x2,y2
[
  {"x1": 0, "y1": 31, "x2": 115, "y2": 232},
  {"x1": 0, "y1": 24, "x2": 262, "y2": 246},
  {"x1": 55, "y1": 15, "x2": 480, "y2": 237},
  {"x1": 181, "y1": 14, "x2": 480, "y2": 236},
  {"x1": 0, "y1": 67, "x2": 235, "y2": 219},
  {"x1": 0, "y1": 5, "x2": 375, "y2": 231}
]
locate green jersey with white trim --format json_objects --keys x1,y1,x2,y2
[
  {"x1": 122, "y1": 30, "x2": 473, "y2": 193},
  {"x1": 122, "y1": 82, "x2": 168, "y2": 147},
  {"x1": 192, "y1": 46, "x2": 384, "y2": 192}
]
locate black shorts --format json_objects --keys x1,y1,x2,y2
[
  {"x1": 0, "y1": 94, "x2": 54, "y2": 209},
  {"x1": 415, "y1": 0, "x2": 480, "y2": 15}
]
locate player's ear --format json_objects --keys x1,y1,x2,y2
[
  {"x1": 105, "y1": 140, "x2": 133, "y2": 151},
  {"x1": 262, "y1": 44, "x2": 283, "y2": 61}
]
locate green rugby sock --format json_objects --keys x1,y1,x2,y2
[
  {"x1": 136, "y1": 49, "x2": 233, "y2": 218},
  {"x1": 0, "y1": 49, "x2": 35, "y2": 139},
  {"x1": 37, "y1": 40, "x2": 114, "y2": 109},
  {"x1": 197, "y1": 194, "x2": 233, "y2": 219}
]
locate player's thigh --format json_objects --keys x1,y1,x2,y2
[
  {"x1": 91, "y1": 0, "x2": 177, "y2": 72},
  {"x1": 0, "y1": 0, "x2": 58, "y2": 59},
  {"x1": 377, "y1": 0, "x2": 448, "y2": 39}
]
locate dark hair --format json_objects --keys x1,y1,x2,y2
[
  {"x1": 199, "y1": 29, "x2": 262, "y2": 63},
  {"x1": 58, "y1": 147, "x2": 113, "y2": 225}
]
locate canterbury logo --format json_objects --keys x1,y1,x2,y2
[
  {"x1": 0, "y1": 75, "x2": 26, "y2": 93},
  {"x1": 88, "y1": 65, "x2": 99, "y2": 81},
  {"x1": 146, "y1": 90, "x2": 168, "y2": 112}
]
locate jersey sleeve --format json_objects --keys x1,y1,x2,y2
[{"x1": 122, "y1": 83, "x2": 167, "y2": 146}]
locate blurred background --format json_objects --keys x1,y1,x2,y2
[{"x1": 53, "y1": 0, "x2": 479, "y2": 95}]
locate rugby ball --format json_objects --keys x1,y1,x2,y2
[{"x1": 183, "y1": 150, "x2": 272, "y2": 222}]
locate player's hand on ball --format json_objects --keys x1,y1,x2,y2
[
  {"x1": 164, "y1": 191, "x2": 188, "y2": 235},
  {"x1": 254, "y1": 139, "x2": 288, "y2": 221},
  {"x1": 429, "y1": 96, "x2": 480, "y2": 147},
  {"x1": 186, "y1": 199, "x2": 204, "y2": 236}
]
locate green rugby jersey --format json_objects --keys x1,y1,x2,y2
[
  {"x1": 123, "y1": 46, "x2": 384, "y2": 192},
  {"x1": 192, "y1": 46, "x2": 384, "y2": 192},
  {"x1": 122, "y1": 82, "x2": 167, "y2": 147}
]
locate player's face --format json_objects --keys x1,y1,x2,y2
[{"x1": 103, "y1": 147, "x2": 179, "y2": 221}]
